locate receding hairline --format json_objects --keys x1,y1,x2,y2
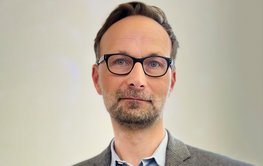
[
  {"x1": 94, "y1": 1, "x2": 178, "y2": 63},
  {"x1": 100, "y1": 15, "x2": 172, "y2": 53}
]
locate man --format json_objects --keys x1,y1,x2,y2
[{"x1": 75, "y1": 1, "x2": 253, "y2": 166}]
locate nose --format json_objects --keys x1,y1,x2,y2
[{"x1": 127, "y1": 62, "x2": 146, "y2": 89}]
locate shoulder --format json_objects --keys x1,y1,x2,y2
[
  {"x1": 73, "y1": 145, "x2": 111, "y2": 166},
  {"x1": 185, "y1": 145, "x2": 254, "y2": 166},
  {"x1": 166, "y1": 130, "x2": 254, "y2": 166}
]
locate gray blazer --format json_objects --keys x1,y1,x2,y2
[{"x1": 74, "y1": 131, "x2": 253, "y2": 166}]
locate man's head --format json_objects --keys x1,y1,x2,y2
[
  {"x1": 94, "y1": 1, "x2": 178, "y2": 61},
  {"x1": 92, "y1": 2, "x2": 177, "y2": 130}
]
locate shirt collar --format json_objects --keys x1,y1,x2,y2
[{"x1": 110, "y1": 130, "x2": 168, "y2": 166}]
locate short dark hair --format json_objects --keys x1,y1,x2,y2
[{"x1": 94, "y1": 1, "x2": 179, "y2": 63}]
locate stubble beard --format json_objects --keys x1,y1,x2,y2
[{"x1": 105, "y1": 88, "x2": 164, "y2": 130}]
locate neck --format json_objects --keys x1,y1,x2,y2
[{"x1": 112, "y1": 119, "x2": 165, "y2": 166}]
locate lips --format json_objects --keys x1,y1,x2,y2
[
  {"x1": 119, "y1": 97, "x2": 151, "y2": 103},
  {"x1": 116, "y1": 89, "x2": 152, "y2": 103}
]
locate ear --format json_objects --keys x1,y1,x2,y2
[
  {"x1": 92, "y1": 64, "x2": 102, "y2": 95},
  {"x1": 169, "y1": 70, "x2": 176, "y2": 94}
]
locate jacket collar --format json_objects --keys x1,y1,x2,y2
[
  {"x1": 93, "y1": 143, "x2": 112, "y2": 166},
  {"x1": 165, "y1": 130, "x2": 191, "y2": 166},
  {"x1": 96, "y1": 130, "x2": 191, "y2": 166}
]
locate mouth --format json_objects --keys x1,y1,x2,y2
[{"x1": 119, "y1": 97, "x2": 152, "y2": 103}]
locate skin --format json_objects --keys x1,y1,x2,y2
[{"x1": 92, "y1": 15, "x2": 176, "y2": 165}]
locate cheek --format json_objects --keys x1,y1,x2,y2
[
  {"x1": 100, "y1": 77, "x2": 111, "y2": 93},
  {"x1": 99, "y1": 72, "x2": 122, "y2": 94},
  {"x1": 150, "y1": 77, "x2": 171, "y2": 97}
]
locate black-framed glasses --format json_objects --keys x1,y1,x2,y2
[{"x1": 97, "y1": 53, "x2": 175, "y2": 77}]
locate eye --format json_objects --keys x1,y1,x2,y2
[
  {"x1": 114, "y1": 58, "x2": 126, "y2": 65},
  {"x1": 148, "y1": 61, "x2": 160, "y2": 68},
  {"x1": 144, "y1": 56, "x2": 167, "y2": 70},
  {"x1": 109, "y1": 56, "x2": 132, "y2": 66}
]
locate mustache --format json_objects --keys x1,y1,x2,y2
[{"x1": 115, "y1": 89, "x2": 152, "y2": 101}]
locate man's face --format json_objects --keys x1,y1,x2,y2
[{"x1": 92, "y1": 16, "x2": 176, "y2": 129}]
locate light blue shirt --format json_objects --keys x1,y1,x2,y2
[{"x1": 110, "y1": 131, "x2": 168, "y2": 166}]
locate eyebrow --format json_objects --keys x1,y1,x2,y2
[{"x1": 112, "y1": 51, "x2": 164, "y2": 58}]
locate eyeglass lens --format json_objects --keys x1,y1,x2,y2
[{"x1": 107, "y1": 54, "x2": 168, "y2": 77}]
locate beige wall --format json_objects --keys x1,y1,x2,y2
[{"x1": 0, "y1": 0, "x2": 262, "y2": 165}]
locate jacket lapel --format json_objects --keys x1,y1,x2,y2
[
  {"x1": 165, "y1": 130, "x2": 191, "y2": 166},
  {"x1": 95, "y1": 131, "x2": 191, "y2": 166},
  {"x1": 94, "y1": 144, "x2": 112, "y2": 166}
]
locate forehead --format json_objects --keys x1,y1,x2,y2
[{"x1": 100, "y1": 16, "x2": 171, "y2": 57}]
